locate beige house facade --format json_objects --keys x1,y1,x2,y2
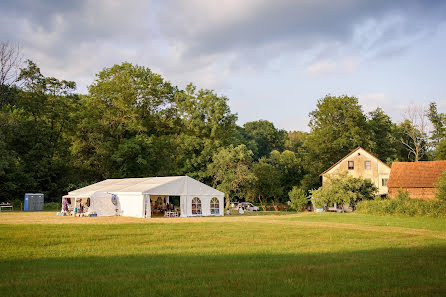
[{"x1": 321, "y1": 147, "x2": 391, "y2": 196}]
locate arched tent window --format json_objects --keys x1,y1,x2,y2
[
  {"x1": 210, "y1": 197, "x2": 219, "y2": 214},
  {"x1": 192, "y1": 197, "x2": 201, "y2": 215}
]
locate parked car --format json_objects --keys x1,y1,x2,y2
[{"x1": 237, "y1": 202, "x2": 260, "y2": 211}]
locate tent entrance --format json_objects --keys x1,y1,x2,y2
[{"x1": 150, "y1": 195, "x2": 180, "y2": 217}]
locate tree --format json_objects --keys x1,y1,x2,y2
[
  {"x1": 301, "y1": 95, "x2": 371, "y2": 191},
  {"x1": 250, "y1": 159, "x2": 282, "y2": 211},
  {"x1": 0, "y1": 60, "x2": 80, "y2": 201},
  {"x1": 0, "y1": 41, "x2": 22, "y2": 108},
  {"x1": 435, "y1": 139, "x2": 446, "y2": 160},
  {"x1": 427, "y1": 102, "x2": 446, "y2": 160},
  {"x1": 71, "y1": 63, "x2": 178, "y2": 179},
  {"x1": 310, "y1": 172, "x2": 377, "y2": 212},
  {"x1": 367, "y1": 108, "x2": 401, "y2": 163},
  {"x1": 435, "y1": 170, "x2": 446, "y2": 202},
  {"x1": 400, "y1": 104, "x2": 430, "y2": 162},
  {"x1": 427, "y1": 102, "x2": 445, "y2": 145},
  {"x1": 174, "y1": 83, "x2": 237, "y2": 179},
  {"x1": 0, "y1": 41, "x2": 22, "y2": 86},
  {"x1": 285, "y1": 131, "x2": 306, "y2": 153},
  {"x1": 267, "y1": 150, "x2": 304, "y2": 201},
  {"x1": 289, "y1": 187, "x2": 308, "y2": 211},
  {"x1": 207, "y1": 144, "x2": 256, "y2": 209},
  {"x1": 242, "y1": 120, "x2": 287, "y2": 160}
]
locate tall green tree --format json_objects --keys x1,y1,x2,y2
[
  {"x1": 207, "y1": 144, "x2": 256, "y2": 209},
  {"x1": 301, "y1": 95, "x2": 371, "y2": 190},
  {"x1": 71, "y1": 63, "x2": 177, "y2": 179},
  {"x1": 242, "y1": 120, "x2": 287, "y2": 160},
  {"x1": 367, "y1": 108, "x2": 401, "y2": 163},
  {"x1": 250, "y1": 159, "x2": 282, "y2": 211},
  {"x1": 173, "y1": 83, "x2": 237, "y2": 180},
  {"x1": 0, "y1": 60, "x2": 79, "y2": 201}
]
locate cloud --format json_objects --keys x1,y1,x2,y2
[
  {"x1": 1, "y1": 0, "x2": 446, "y2": 97},
  {"x1": 304, "y1": 56, "x2": 358, "y2": 76}
]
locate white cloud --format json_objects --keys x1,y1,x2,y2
[{"x1": 304, "y1": 56, "x2": 359, "y2": 76}]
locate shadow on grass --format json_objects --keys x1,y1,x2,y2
[{"x1": 1, "y1": 246, "x2": 445, "y2": 297}]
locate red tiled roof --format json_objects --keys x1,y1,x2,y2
[{"x1": 387, "y1": 161, "x2": 446, "y2": 188}]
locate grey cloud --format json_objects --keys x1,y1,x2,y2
[{"x1": 159, "y1": 0, "x2": 446, "y2": 60}]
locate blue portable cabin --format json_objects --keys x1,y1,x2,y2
[{"x1": 24, "y1": 193, "x2": 44, "y2": 211}]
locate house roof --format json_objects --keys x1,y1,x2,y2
[
  {"x1": 387, "y1": 161, "x2": 446, "y2": 188},
  {"x1": 67, "y1": 176, "x2": 224, "y2": 197},
  {"x1": 320, "y1": 147, "x2": 390, "y2": 176}
]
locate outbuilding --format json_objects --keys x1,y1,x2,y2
[
  {"x1": 62, "y1": 176, "x2": 225, "y2": 218},
  {"x1": 387, "y1": 161, "x2": 446, "y2": 200}
]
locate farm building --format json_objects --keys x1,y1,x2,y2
[
  {"x1": 62, "y1": 176, "x2": 225, "y2": 218},
  {"x1": 321, "y1": 147, "x2": 391, "y2": 196},
  {"x1": 387, "y1": 160, "x2": 446, "y2": 200}
]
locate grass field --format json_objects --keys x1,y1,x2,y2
[{"x1": 1, "y1": 212, "x2": 446, "y2": 297}]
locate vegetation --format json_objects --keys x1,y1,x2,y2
[
  {"x1": 288, "y1": 187, "x2": 309, "y2": 211},
  {"x1": 357, "y1": 190, "x2": 446, "y2": 218},
  {"x1": 435, "y1": 170, "x2": 446, "y2": 201},
  {"x1": 0, "y1": 41, "x2": 445, "y2": 207},
  {"x1": 1, "y1": 212, "x2": 446, "y2": 297},
  {"x1": 310, "y1": 173, "x2": 377, "y2": 211}
]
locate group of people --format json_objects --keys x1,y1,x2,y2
[{"x1": 152, "y1": 200, "x2": 176, "y2": 215}]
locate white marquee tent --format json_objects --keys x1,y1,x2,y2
[{"x1": 62, "y1": 176, "x2": 225, "y2": 218}]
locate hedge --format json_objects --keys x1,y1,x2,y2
[{"x1": 356, "y1": 198, "x2": 446, "y2": 218}]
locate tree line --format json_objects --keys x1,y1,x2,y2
[{"x1": 0, "y1": 42, "x2": 445, "y2": 204}]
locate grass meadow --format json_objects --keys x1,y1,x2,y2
[{"x1": 1, "y1": 212, "x2": 446, "y2": 297}]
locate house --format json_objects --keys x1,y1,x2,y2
[
  {"x1": 62, "y1": 176, "x2": 225, "y2": 218},
  {"x1": 387, "y1": 161, "x2": 446, "y2": 200},
  {"x1": 321, "y1": 147, "x2": 391, "y2": 196}
]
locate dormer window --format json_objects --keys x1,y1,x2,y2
[{"x1": 348, "y1": 161, "x2": 354, "y2": 170}]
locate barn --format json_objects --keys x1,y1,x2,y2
[
  {"x1": 387, "y1": 161, "x2": 446, "y2": 200},
  {"x1": 62, "y1": 176, "x2": 225, "y2": 218}
]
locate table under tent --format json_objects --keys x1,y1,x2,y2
[{"x1": 61, "y1": 176, "x2": 225, "y2": 218}]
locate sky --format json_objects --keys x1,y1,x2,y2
[{"x1": 1, "y1": 0, "x2": 445, "y2": 131}]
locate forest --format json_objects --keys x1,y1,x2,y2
[{"x1": 0, "y1": 43, "x2": 445, "y2": 205}]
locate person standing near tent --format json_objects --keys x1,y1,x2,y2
[{"x1": 239, "y1": 206, "x2": 244, "y2": 215}]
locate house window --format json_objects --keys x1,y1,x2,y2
[
  {"x1": 382, "y1": 178, "x2": 388, "y2": 186},
  {"x1": 191, "y1": 197, "x2": 202, "y2": 215},
  {"x1": 348, "y1": 161, "x2": 354, "y2": 170},
  {"x1": 365, "y1": 161, "x2": 371, "y2": 170},
  {"x1": 210, "y1": 197, "x2": 219, "y2": 215}
]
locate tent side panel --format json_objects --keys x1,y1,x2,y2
[
  {"x1": 180, "y1": 195, "x2": 187, "y2": 217},
  {"x1": 118, "y1": 194, "x2": 144, "y2": 218},
  {"x1": 182, "y1": 195, "x2": 224, "y2": 217}
]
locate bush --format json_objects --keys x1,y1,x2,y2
[
  {"x1": 435, "y1": 170, "x2": 446, "y2": 201},
  {"x1": 310, "y1": 172, "x2": 377, "y2": 211},
  {"x1": 289, "y1": 187, "x2": 308, "y2": 211},
  {"x1": 356, "y1": 192, "x2": 446, "y2": 218},
  {"x1": 45, "y1": 202, "x2": 61, "y2": 211}
]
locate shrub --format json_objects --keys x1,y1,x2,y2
[
  {"x1": 435, "y1": 170, "x2": 446, "y2": 202},
  {"x1": 310, "y1": 172, "x2": 377, "y2": 211},
  {"x1": 45, "y1": 202, "x2": 61, "y2": 211},
  {"x1": 289, "y1": 187, "x2": 308, "y2": 211},
  {"x1": 356, "y1": 193, "x2": 446, "y2": 218}
]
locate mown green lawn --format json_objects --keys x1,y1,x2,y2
[{"x1": 1, "y1": 212, "x2": 445, "y2": 297}]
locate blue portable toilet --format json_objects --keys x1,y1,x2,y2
[{"x1": 24, "y1": 193, "x2": 44, "y2": 211}]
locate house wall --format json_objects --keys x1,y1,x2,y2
[
  {"x1": 180, "y1": 195, "x2": 225, "y2": 217},
  {"x1": 322, "y1": 149, "x2": 391, "y2": 195},
  {"x1": 388, "y1": 187, "x2": 437, "y2": 200}
]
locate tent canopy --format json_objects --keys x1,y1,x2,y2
[{"x1": 67, "y1": 176, "x2": 224, "y2": 197}]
